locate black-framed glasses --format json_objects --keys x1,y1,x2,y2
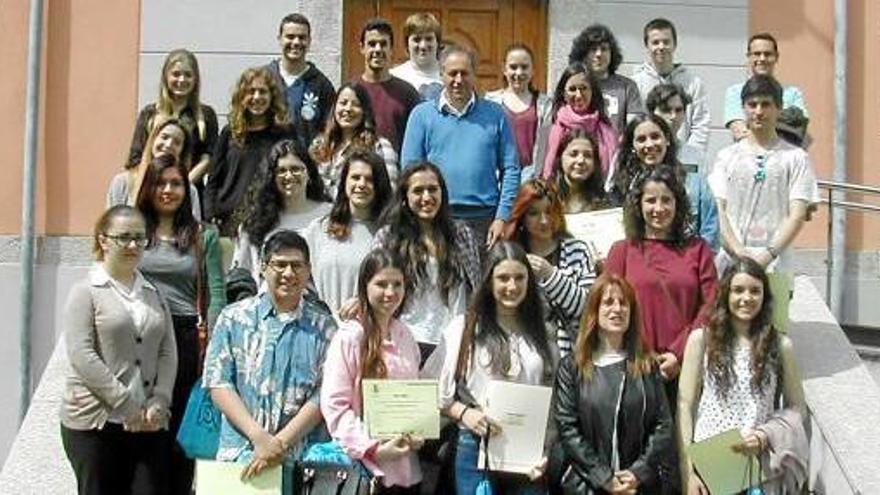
[
  {"x1": 753, "y1": 154, "x2": 767, "y2": 182},
  {"x1": 104, "y1": 233, "x2": 149, "y2": 248},
  {"x1": 266, "y1": 259, "x2": 309, "y2": 274}
]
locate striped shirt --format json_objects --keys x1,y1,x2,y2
[{"x1": 542, "y1": 237, "x2": 597, "y2": 357}]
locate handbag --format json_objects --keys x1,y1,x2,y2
[
  {"x1": 296, "y1": 462, "x2": 375, "y2": 495},
  {"x1": 176, "y1": 378, "x2": 221, "y2": 460}
]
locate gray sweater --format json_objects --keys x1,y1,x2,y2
[{"x1": 60, "y1": 266, "x2": 177, "y2": 430}]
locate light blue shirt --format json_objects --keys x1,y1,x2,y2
[
  {"x1": 724, "y1": 82, "x2": 808, "y2": 126},
  {"x1": 203, "y1": 292, "x2": 336, "y2": 463}
]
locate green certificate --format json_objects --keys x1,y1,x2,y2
[
  {"x1": 686, "y1": 429, "x2": 765, "y2": 494},
  {"x1": 196, "y1": 460, "x2": 281, "y2": 494},
  {"x1": 362, "y1": 379, "x2": 440, "y2": 440}
]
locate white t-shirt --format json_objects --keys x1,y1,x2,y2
[
  {"x1": 709, "y1": 138, "x2": 818, "y2": 274},
  {"x1": 390, "y1": 61, "x2": 442, "y2": 100}
]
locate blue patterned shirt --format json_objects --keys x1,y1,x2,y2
[{"x1": 203, "y1": 292, "x2": 336, "y2": 463}]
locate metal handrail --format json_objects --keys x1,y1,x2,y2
[{"x1": 817, "y1": 180, "x2": 880, "y2": 306}]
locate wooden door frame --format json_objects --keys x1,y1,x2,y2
[{"x1": 342, "y1": 0, "x2": 549, "y2": 92}]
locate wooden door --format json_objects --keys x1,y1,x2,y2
[{"x1": 342, "y1": 0, "x2": 548, "y2": 93}]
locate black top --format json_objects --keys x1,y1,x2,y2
[
  {"x1": 266, "y1": 60, "x2": 336, "y2": 152},
  {"x1": 126, "y1": 103, "x2": 219, "y2": 168},
  {"x1": 554, "y1": 355, "x2": 673, "y2": 492},
  {"x1": 204, "y1": 124, "x2": 296, "y2": 235}
]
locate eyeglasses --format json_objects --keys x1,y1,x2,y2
[
  {"x1": 276, "y1": 166, "x2": 307, "y2": 177},
  {"x1": 266, "y1": 259, "x2": 309, "y2": 274},
  {"x1": 753, "y1": 154, "x2": 767, "y2": 182},
  {"x1": 104, "y1": 234, "x2": 149, "y2": 248}
]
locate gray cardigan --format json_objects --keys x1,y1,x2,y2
[{"x1": 60, "y1": 266, "x2": 177, "y2": 430}]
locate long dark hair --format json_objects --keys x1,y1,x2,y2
[
  {"x1": 551, "y1": 129, "x2": 608, "y2": 210},
  {"x1": 613, "y1": 114, "x2": 681, "y2": 196},
  {"x1": 377, "y1": 162, "x2": 463, "y2": 301},
  {"x1": 550, "y1": 62, "x2": 608, "y2": 122},
  {"x1": 706, "y1": 257, "x2": 781, "y2": 399},
  {"x1": 134, "y1": 154, "x2": 199, "y2": 252},
  {"x1": 327, "y1": 148, "x2": 393, "y2": 240},
  {"x1": 240, "y1": 139, "x2": 329, "y2": 246},
  {"x1": 622, "y1": 164, "x2": 693, "y2": 246},
  {"x1": 574, "y1": 273, "x2": 654, "y2": 379},
  {"x1": 455, "y1": 241, "x2": 551, "y2": 380},
  {"x1": 310, "y1": 83, "x2": 381, "y2": 164},
  {"x1": 357, "y1": 249, "x2": 408, "y2": 380}
]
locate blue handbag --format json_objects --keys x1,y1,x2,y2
[{"x1": 176, "y1": 378, "x2": 221, "y2": 459}]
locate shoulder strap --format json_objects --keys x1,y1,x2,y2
[{"x1": 195, "y1": 224, "x2": 209, "y2": 368}]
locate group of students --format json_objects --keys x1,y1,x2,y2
[{"x1": 60, "y1": 9, "x2": 817, "y2": 495}]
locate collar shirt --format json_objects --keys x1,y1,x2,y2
[
  {"x1": 438, "y1": 89, "x2": 475, "y2": 118},
  {"x1": 203, "y1": 291, "x2": 337, "y2": 463}
]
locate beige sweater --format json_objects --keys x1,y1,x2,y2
[{"x1": 60, "y1": 266, "x2": 177, "y2": 430}]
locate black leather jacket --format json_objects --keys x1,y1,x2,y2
[{"x1": 554, "y1": 355, "x2": 673, "y2": 493}]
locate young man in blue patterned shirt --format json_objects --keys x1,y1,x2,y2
[{"x1": 204, "y1": 229, "x2": 336, "y2": 488}]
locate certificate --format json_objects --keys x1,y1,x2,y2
[
  {"x1": 196, "y1": 460, "x2": 281, "y2": 495},
  {"x1": 686, "y1": 429, "x2": 765, "y2": 494},
  {"x1": 479, "y1": 381, "x2": 553, "y2": 474},
  {"x1": 362, "y1": 379, "x2": 440, "y2": 440},
  {"x1": 565, "y1": 208, "x2": 625, "y2": 260}
]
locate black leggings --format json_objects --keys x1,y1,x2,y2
[
  {"x1": 61, "y1": 423, "x2": 169, "y2": 495},
  {"x1": 169, "y1": 314, "x2": 201, "y2": 495}
]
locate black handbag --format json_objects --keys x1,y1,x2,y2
[{"x1": 296, "y1": 462, "x2": 376, "y2": 495}]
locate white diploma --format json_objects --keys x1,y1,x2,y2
[
  {"x1": 479, "y1": 380, "x2": 553, "y2": 474},
  {"x1": 362, "y1": 379, "x2": 440, "y2": 439},
  {"x1": 564, "y1": 208, "x2": 625, "y2": 260}
]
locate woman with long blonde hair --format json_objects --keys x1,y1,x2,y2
[{"x1": 126, "y1": 50, "x2": 217, "y2": 205}]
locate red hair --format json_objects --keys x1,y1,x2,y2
[
  {"x1": 574, "y1": 273, "x2": 654, "y2": 379},
  {"x1": 502, "y1": 179, "x2": 567, "y2": 245}
]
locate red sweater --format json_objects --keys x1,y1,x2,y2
[{"x1": 604, "y1": 238, "x2": 718, "y2": 360}]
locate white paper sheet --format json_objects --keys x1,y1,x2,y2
[{"x1": 479, "y1": 380, "x2": 553, "y2": 474}]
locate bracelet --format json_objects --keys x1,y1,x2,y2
[{"x1": 458, "y1": 406, "x2": 470, "y2": 423}]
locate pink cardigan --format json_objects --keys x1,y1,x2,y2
[{"x1": 320, "y1": 319, "x2": 422, "y2": 488}]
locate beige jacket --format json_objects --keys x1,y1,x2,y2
[{"x1": 60, "y1": 266, "x2": 177, "y2": 430}]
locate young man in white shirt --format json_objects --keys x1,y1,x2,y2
[
  {"x1": 390, "y1": 12, "x2": 443, "y2": 100},
  {"x1": 709, "y1": 75, "x2": 817, "y2": 274}
]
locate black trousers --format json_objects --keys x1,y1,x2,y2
[
  {"x1": 61, "y1": 423, "x2": 169, "y2": 495},
  {"x1": 170, "y1": 314, "x2": 201, "y2": 495}
]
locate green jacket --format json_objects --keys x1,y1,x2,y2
[{"x1": 201, "y1": 223, "x2": 227, "y2": 328}]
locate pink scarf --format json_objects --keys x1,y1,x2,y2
[{"x1": 541, "y1": 104, "x2": 619, "y2": 180}]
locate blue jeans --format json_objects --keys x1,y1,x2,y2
[{"x1": 454, "y1": 429, "x2": 544, "y2": 494}]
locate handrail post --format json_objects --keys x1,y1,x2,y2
[{"x1": 826, "y1": 187, "x2": 834, "y2": 306}]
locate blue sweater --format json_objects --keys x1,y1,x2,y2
[{"x1": 400, "y1": 97, "x2": 520, "y2": 220}]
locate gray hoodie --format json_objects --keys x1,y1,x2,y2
[{"x1": 631, "y1": 62, "x2": 711, "y2": 152}]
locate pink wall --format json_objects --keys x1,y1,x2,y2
[
  {"x1": 751, "y1": 0, "x2": 880, "y2": 249},
  {"x1": 0, "y1": 1, "x2": 140, "y2": 235}
]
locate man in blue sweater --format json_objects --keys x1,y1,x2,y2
[{"x1": 401, "y1": 45, "x2": 520, "y2": 247}]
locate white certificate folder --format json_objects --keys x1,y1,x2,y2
[{"x1": 480, "y1": 380, "x2": 553, "y2": 474}]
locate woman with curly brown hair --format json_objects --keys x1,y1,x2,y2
[
  {"x1": 677, "y1": 257, "x2": 805, "y2": 494},
  {"x1": 204, "y1": 66, "x2": 296, "y2": 236},
  {"x1": 604, "y1": 165, "x2": 717, "y2": 406}
]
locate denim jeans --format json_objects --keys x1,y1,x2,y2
[{"x1": 454, "y1": 429, "x2": 545, "y2": 494}]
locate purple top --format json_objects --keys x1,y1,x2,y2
[{"x1": 504, "y1": 100, "x2": 538, "y2": 167}]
